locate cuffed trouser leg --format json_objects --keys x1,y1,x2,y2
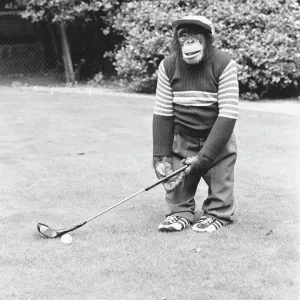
[
  {"x1": 164, "y1": 133, "x2": 237, "y2": 224},
  {"x1": 164, "y1": 133, "x2": 202, "y2": 222},
  {"x1": 165, "y1": 154, "x2": 200, "y2": 222},
  {"x1": 202, "y1": 134, "x2": 237, "y2": 225}
]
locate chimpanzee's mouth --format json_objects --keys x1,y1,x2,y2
[
  {"x1": 183, "y1": 50, "x2": 203, "y2": 59},
  {"x1": 185, "y1": 50, "x2": 201, "y2": 56}
]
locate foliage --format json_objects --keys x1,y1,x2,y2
[
  {"x1": 19, "y1": 0, "x2": 118, "y2": 24},
  {"x1": 10, "y1": 0, "x2": 123, "y2": 81},
  {"x1": 109, "y1": 0, "x2": 300, "y2": 99},
  {"x1": 106, "y1": 0, "x2": 189, "y2": 93},
  {"x1": 87, "y1": 71, "x2": 104, "y2": 85}
]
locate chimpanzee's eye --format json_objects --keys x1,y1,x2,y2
[
  {"x1": 192, "y1": 33, "x2": 203, "y2": 40},
  {"x1": 178, "y1": 29, "x2": 188, "y2": 43}
]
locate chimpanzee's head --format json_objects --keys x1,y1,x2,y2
[{"x1": 170, "y1": 16, "x2": 215, "y2": 65}]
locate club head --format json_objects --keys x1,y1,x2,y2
[
  {"x1": 37, "y1": 223, "x2": 67, "y2": 238},
  {"x1": 37, "y1": 222, "x2": 87, "y2": 238}
]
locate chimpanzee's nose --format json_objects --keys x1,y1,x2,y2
[{"x1": 186, "y1": 37, "x2": 195, "y2": 44}]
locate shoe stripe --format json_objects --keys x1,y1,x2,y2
[
  {"x1": 212, "y1": 220, "x2": 222, "y2": 230},
  {"x1": 192, "y1": 218, "x2": 223, "y2": 233},
  {"x1": 175, "y1": 218, "x2": 189, "y2": 229},
  {"x1": 178, "y1": 219, "x2": 187, "y2": 229},
  {"x1": 158, "y1": 216, "x2": 190, "y2": 231},
  {"x1": 183, "y1": 218, "x2": 191, "y2": 228},
  {"x1": 180, "y1": 218, "x2": 189, "y2": 227}
]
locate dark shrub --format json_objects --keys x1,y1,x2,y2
[{"x1": 109, "y1": 0, "x2": 300, "y2": 99}]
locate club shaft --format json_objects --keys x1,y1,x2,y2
[
  {"x1": 84, "y1": 165, "x2": 188, "y2": 224},
  {"x1": 39, "y1": 167, "x2": 189, "y2": 238},
  {"x1": 145, "y1": 165, "x2": 187, "y2": 191},
  {"x1": 85, "y1": 189, "x2": 146, "y2": 223}
]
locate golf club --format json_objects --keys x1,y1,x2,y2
[{"x1": 37, "y1": 165, "x2": 188, "y2": 238}]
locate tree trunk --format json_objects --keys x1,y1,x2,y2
[{"x1": 59, "y1": 22, "x2": 75, "y2": 84}]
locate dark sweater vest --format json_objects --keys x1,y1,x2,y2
[{"x1": 163, "y1": 48, "x2": 231, "y2": 137}]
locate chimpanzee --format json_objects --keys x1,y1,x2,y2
[{"x1": 153, "y1": 16, "x2": 239, "y2": 233}]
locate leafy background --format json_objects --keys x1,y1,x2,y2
[
  {"x1": 110, "y1": 0, "x2": 300, "y2": 99},
  {"x1": 5, "y1": 0, "x2": 300, "y2": 99}
]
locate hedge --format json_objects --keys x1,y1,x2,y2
[{"x1": 108, "y1": 0, "x2": 300, "y2": 99}]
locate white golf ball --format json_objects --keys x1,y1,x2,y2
[{"x1": 61, "y1": 234, "x2": 72, "y2": 245}]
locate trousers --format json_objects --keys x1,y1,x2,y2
[{"x1": 164, "y1": 132, "x2": 237, "y2": 225}]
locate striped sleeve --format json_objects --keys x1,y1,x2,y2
[
  {"x1": 199, "y1": 60, "x2": 239, "y2": 160},
  {"x1": 218, "y1": 60, "x2": 239, "y2": 119},
  {"x1": 154, "y1": 61, "x2": 174, "y2": 116},
  {"x1": 153, "y1": 60, "x2": 174, "y2": 157}
]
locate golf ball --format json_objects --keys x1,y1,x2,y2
[{"x1": 61, "y1": 234, "x2": 72, "y2": 245}]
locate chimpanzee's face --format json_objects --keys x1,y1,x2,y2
[{"x1": 177, "y1": 26, "x2": 206, "y2": 64}]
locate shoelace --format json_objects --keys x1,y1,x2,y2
[
  {"x1": 166, "y1": 215, "x2": 180, "y2": 223},
  {"x1": 199, "y1": 217, "x2": 215, "y2": 226}
]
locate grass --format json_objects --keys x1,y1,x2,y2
[{"x1": 0, "y1": 87, "x2": 299, "y2": 300}]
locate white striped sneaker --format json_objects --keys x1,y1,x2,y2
[
  {"x1": 192, "y1": 216, "x2": 223, "y2": 233},
  {"x1": 158, "y1": 215, "x2": 191, "y2": 232}
]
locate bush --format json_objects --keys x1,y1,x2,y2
[{"x1": 109, "y1": 0, "x2": 300, "y2": 99}]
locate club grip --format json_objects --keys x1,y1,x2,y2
[{"x1": 145, "y1": 165, "x2": 188, "y2": 191}]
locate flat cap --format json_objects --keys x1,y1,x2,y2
[{"x1": 172, "y1": 15, "x2": 215, "y2": 35}]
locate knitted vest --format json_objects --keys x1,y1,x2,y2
[{"x1": 163, "y1": 48, "x2": 231, "y2": 137}]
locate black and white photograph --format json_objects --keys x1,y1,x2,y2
[{"x1": 0, "y1": 0, "x2": 299, "y2": 299}]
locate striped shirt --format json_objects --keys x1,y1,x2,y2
[
  {"x1": 153, "y1": 48, "x2": 239, "y2": 157},
  {"x1": 154, "y1": 58, "x2": 239, "y2": 120}
]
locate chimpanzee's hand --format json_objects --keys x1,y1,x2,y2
[
  {"x1": 153, "y1": 156, "x2": 172, "y2": 179},
  {"x1": 182, "y1": 153, "x2": 214, "y2": 175},
  {"x1": 153, "y1": 156, "x2": 185, "y2": 193}
]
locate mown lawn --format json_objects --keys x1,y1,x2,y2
[{"x1": 0, "y1": 87, "x2": 299, "y2": 300}]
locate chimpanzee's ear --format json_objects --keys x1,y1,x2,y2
[{"x1": 170, "y1": 28, "x2": 181, "y2": 54}]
